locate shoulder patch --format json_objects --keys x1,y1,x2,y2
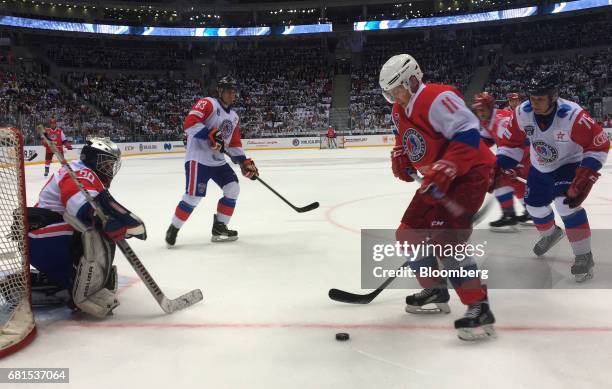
[
  {"x1": 557, "y1": 104, "x2": 572, "y2": 118},
  {"x1": 523, "y1": 102, "x2": 533, "y2": 113}
]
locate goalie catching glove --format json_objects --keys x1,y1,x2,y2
[{"x1": 240, "y1": 158, "x2": 258, "y2": 180}]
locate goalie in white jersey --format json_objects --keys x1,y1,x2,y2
[
  {"x1": 499, "y1": 72, "x2": 609, "y2": 282},
  {"x1": 166, "y1": 76, "x2": 258, "y2": 246}
]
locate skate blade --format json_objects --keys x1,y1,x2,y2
[
  {"x1": 211, "y1": 235, "x2": 239, "y2": 243},
  {"x1": 166, "y1": 243, "x2": 175, "y2": 249},
  {"x1": 405, "y1": 302, "x2": 450, "y2": 314},
  {"x1": 519, "y1": 221, "x2": 535, "y2": 227},
  {"x1": 489, "y1": 226, "x2": 519, "y2": 233},
  {"x1": 457, "y1": 324, "x2": 497, "y2": 341},
  {"x1": 573, "y1": 269, "x2": 594, "y2": 283}
]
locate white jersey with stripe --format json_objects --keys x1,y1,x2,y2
[
  {"x1": 513, "y1": 98, "x2": 609, "y2": 173},
  {"x1": 36, "y1": 160, "x2": 105, "y2": 217},
  {"x1": 183, "y1": 97, "x2": 246, "y2": 167}
]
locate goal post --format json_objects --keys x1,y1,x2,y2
[{"x1": 0, "y1": 127, "x2": 36, "y2": 358}]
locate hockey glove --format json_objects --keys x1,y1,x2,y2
[
  {"x1": 208, "y1": 128, "x2": 224, "y2": 152},
  {"x1": 563, "y1": 166, "x2": 600, "y2": 208},
  {"x1": 240, "y1": 158, "x2": 259, "y2": 180},
  {"x1": 490, "y1": 166, "x2": 520, "y2": 193},
  {"x1": 390, "y1": 146, "x2": 415, "y2": 182},
  {"x1": 64, "y1": 142, "x2": 73, "y2": 150},
  {"x1": 95, "y1": 190, "x2": 147, "y2": 242},
  {"x1": 419, "y1": 160, "x2": 457, "y2": 199}
]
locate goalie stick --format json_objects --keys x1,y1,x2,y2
[
  {"x1": 328, "y1": 175, "x2": 494, "y2": 305},
  {"x1": 36, "y1": 125, "x2": 203, "y2": 314},
  {"x1": 222, "y1": 150, "x2": 319, "y2": 213}
]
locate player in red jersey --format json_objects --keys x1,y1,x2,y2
[
  {"x1": 380, "y1": 54, "x2": 496, "y2": 340},
  {"x1": 43, "y1": 118, "x2": 73, "y2": 177},
  {"x1": 506, "y1": 92, "x2": 523, "y2": 111},
  {"x1": 472, "y1": 92, "x2": 531, "y2": 231},
  {"x1": 326, "y1": 126, "x2": 337, "y2": 148}
]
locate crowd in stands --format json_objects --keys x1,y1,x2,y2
[
  {"x1": 2, "y1": 11, "x2": 611, "y2": 145},
  {"x1": 64, "y1": 72, "x2": 201, "y2": 141},
  {"x1": 46, "y1": 43, "x2": 188, "y2": 70},
  {"x1": 485, "y1": 50, "x2": 612, "y2": 110},
  {"x1": 217, "y1": 42, "x2": 333, "y2": 138},
  {"x1": 350, "y1": 30, "x2": 476, "y2": 132}
]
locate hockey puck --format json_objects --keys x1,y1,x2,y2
[{"x1": 335, "y1": 332, "x2": 350, "y2": 341}]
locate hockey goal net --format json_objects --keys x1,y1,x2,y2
[
  {"x1": 320, "y1": 135, "x2": 345, "y2": 149},
  {"x1": 0, "y1": 127, "x2": 36, "y2": 358}
]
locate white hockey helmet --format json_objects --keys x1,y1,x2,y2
[{"x1": 379, "y1": 54, "x2": 423, "y2": 103}]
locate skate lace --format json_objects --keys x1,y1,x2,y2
[
  {"x1": 465, "y1": 303, "x2": 482, "y2": 318},
  {"x1": 415, "y1": 288, "x2": 436, "y2": 298}
]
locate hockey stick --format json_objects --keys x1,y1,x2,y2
[
  {"x1": 328, "y1": 175, "x2": 494, "y2": 305},
  {"x1": 36, "y1": 125, "x2": 203, "y2": 314},
  {"x1": 222, "y1": 150, "x2": 319, "y2": 213}
]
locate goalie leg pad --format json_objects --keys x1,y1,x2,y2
[{"x1": 72, "y1": 228, "x2": 119, "y2": 318}]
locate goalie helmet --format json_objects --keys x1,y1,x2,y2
[
  {"x1": 472, "y1": 92, "x2": 495, "y2": 110},
  {"x1": 80, "y1": 138, "x2": 122, "y2": 185},
  {"x1": 379, "y1": 54, "x2": 423, "y2": 103}
]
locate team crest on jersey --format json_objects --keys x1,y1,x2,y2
[
  {"x1": 532, "y1": 141, "x2": 558, "y2": 164},
  {"x1": 219, "y1": 119, "x2": 234, "y2": 139},
  {"x1": 524, "y1": 125, "x2": 535, "y2": 137},
  {"x1": 593, "y1": 131, "x2": 609, "y2": 147},
  {"x1": 402, "y1": 128, "x2": 426, "y2": 162},
  {"x1": 554, "y1": 130, "x2": 569, "y2": 143}
]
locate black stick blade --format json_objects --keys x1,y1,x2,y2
[
  {"x1": 328, "y1": 288, "x2": 377, "y2": 304},
  {"x1": 296, "y1": 201, "x2": 319, "y2": 213}
]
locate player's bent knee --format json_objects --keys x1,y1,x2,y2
[
  {"x1": 526, "y1": 204, "x2": 553, "y2": 219},
  {"x1": 223, "y1": 181, "x2": 240, "y2": 199},
  {"x1": 181, "y1": 193, "x2": 203, "y2": 207},
  {"x1": 553, "y1": 197, "x2": 582, "y2": 217}
]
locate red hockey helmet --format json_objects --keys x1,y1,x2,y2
[
  {"x1": 49, "y1": 118, "x2": 57, "y2": 126},
  {"x1": 472, "y1": 92, "x2": 495, "y2": 110}
]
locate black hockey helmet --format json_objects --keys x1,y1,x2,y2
[
  {"x1": 217, "y1": 75, "x2": 238, "y2": 90},
  {"x1": 527, "y1": 72, "x2": 559, "y2": 97},
  {"x1": 80, "y1": 137, "x2": 122, "y2": 185}
]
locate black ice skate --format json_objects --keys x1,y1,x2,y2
[
  {"x1": 454, "y1": 300, "x2": 496, "y2": 341},
  {"x1": 44, "y1": 166, "x2": 49, "y2": 177},
  {"x1": 515, "y1": 211, "x2": 533, "y2": 226},
  {"x1": 571, "y1": 252, "x2": 594, "y2": 282},
  {"x1": 405, "y1": 287, "x2": 450, "y2": 314},
  {"x1": 165, "y1": 224, "x2": 179, "y2": 248},
  {"x1": 489, "y1": 214, "x2": 518, "y2": 232},
  {"x1": 533, "y1": 226, "x2": 564, "y2": 257},
  {"x1": 211, "y1": 215, "x2": 238, "y2": 242}
]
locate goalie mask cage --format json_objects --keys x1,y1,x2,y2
[
  {"x1": 319, "y1": 134, "x2": 345, "y2": 149},
  {"x1": 0, "y1": 127, "x2": 36, "y2": 358}
]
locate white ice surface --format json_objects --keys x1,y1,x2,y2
[{"x1": 3, "y1": 147, "x2": 612, "y2": 389}]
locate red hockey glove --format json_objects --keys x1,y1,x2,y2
[
  {"x1": 208, "y1": 128, "x2": 223, "y2": 151},
  {"x1": 419, "y1": 160, "x2": 457, "y2": 197},
  {"x1": 64, "y1": 142, "x2": 73, "y2": 150},
  {"x1": 390, "y1": 146, "x2": 415, "y2": 182},
  {"x1": 490, "y1": 166, "x2": 519, "y2": 192},
  {"x1": 240, "y1": 159, "x2": 258, "y2": 180},
  {"x1": 564, "y1": 166, "x2": 600, "y2": 208}
]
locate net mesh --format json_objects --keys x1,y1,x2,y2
[
  {"x1": 320, "y1": 135, "x2": 345, "y2": 149},
  {"x1": 0, "y1": 128, "x2": 35, "y2": 356}
]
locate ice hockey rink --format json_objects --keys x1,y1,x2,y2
[{"x1": 6, "y1": 146, "x2": 612, "y2": 389}]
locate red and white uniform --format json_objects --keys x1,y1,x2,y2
[
  {"x1": 327, "y1": 126, "x2": 336, "y2": 138},
  {"x1": 44, "y1": 127, "x2": 68, "y2": 154},
  {"x1": 505, "y1": 98, "x2": 609, "y2": 173},
  {"x1": 393, "y1": 83, "x2": 494, "y2": 306},
  {"x1": 183, "y1": 97, "x2": 245, "y2": 167},
  {"x1": 392, "y1": 83, "x2": 495, "y2": 176},
  {"x1": 37, "y1": 160, "x2": 105, "y2": 217}
]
